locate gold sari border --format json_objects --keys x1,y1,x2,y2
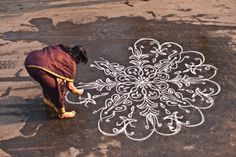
[{"x1": 26, "y1": 65, "x2": 74, "y2": 82}]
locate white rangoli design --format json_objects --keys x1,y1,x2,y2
[{"x1": 66, "y1": 38, "x2": 221, "y2": 141}]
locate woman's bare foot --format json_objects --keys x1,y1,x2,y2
[{"x1": 58, "y1": 111, "x2": 76, "y2": 119}]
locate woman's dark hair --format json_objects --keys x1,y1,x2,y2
[{"x1": 59, "y1": 44, "x2": 88, "y2": 64}]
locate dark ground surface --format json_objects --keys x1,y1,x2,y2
[{"x1": 0, "y1": 0, "x2": 236, "y2": 157}]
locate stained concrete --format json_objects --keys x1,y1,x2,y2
[{"x1": 0, "y1": 0, "x2": 236, "y2": 157}]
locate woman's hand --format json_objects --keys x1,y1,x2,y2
[
  {"x1": 66, "y1": 81, "x2": 84, "y2": 96},
  {"x1": 75, "y1": 89, "x2": 84, "y2": 96}
]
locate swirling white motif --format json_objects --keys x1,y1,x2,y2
[{"x1": 66, "y1": 38, "x2": 221, "y2": 141}]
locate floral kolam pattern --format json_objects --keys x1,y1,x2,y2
[{"x1": 66, "y1": 38, "x2": 221, "y2": 141}]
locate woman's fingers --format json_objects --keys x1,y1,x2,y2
[{"x1": 77, "y1": 89, "x2": 84, "y2": 95}]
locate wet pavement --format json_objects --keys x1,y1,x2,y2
[{"x1": 0, "y1": 0, "x2": 236, "y2": 157}]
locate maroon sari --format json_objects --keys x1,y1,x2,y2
[{"x1": 25, "y1": 45, "x2": 76, "y2": 112}]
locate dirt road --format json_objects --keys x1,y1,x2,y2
[{"x1": 0, "y1": 0, "x2": 235, "y2": 157}]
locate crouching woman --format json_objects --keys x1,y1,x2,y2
[{"x1": 25, "y1": 44, "x2": 88, "y2": 119}]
